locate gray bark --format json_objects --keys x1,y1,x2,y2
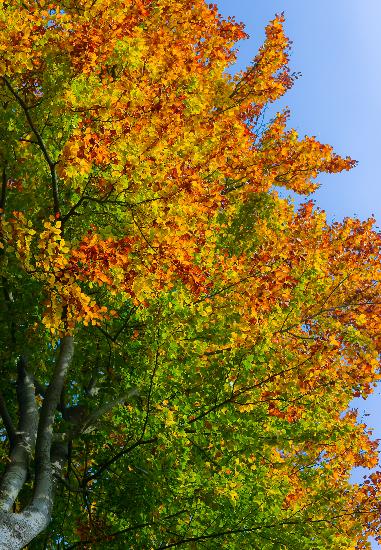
[
  {"x1": 32, "y1": 336, "x2": 74, "y2": 505},
  {"x1": 0, "y1": 441, "x2": 69, "y2": 550},
  {"x1": 0, "y1": 360, "x2": 38, "y2": 513},
  {"x1": 0, "y1": 507, "x2": 52, "y2": 550},
  {"x1": 0, "y1": 337, "x2": 74, "y2": 549}
]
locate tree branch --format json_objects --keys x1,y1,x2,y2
[
  {"x1": 0, "y1": 358, "x2": 38, "y2": 512},
  {"x1": 32, "y1": 336, "x2": 74, "y2": 507},
  {"x1": 69, "y1": 387, "x2": 139, "y2": 438},
  {"x1": 155, "y1": 516, "x2": 341, "y2": 549},
  {"x1": 83, "y1": 437, "x2": 156, "y2": 485},
  {"x1": 0, "y1": 339, "x2": 74, "y2": 550},
  {"x1": 2, "y1": 77, "x2": 60, "y2": 216}
]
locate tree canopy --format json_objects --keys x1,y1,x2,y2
[{"x1": 0, "y1": 1, "x2": 381, "y2": 548}]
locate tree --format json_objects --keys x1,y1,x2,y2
[{"x1": 0, "y1": 1, "x2": 380, "y2": 548}]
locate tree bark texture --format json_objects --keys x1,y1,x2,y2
[{"x1": 0, "y1": 336, "x2": 74, "y2": 549}]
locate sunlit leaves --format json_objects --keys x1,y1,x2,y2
[{"x1": 0, "y1": 1, "x2": 381, "y2": 548}]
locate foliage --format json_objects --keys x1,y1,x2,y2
[{"x1": 0, "y1": 1, "x2": 380, "y2": 548}]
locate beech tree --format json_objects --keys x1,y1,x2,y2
[{"x1": 0, "y1": 1, "x2": 381, "y2": 548}]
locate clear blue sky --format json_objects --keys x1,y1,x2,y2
[
  {"x1": 217, "y1": 0, "x2": 381, "y2": 223},
  {"x1": 216, "y1": 1, "x2": 381, "y2": 547}
]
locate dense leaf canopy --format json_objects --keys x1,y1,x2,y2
[{"x1": 0, "y1": 1, "x2": 381, "y2": 548}]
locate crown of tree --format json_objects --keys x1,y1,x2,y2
[{"x1": 0, "y1": 2, "x2": 380, "y2": 548}]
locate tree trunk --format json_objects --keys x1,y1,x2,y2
[
  {"x1": 0, "y1": 506, "x2": 51, "y2": 550},
  {"x1": 0, "y1": 336, "x2": 74, "y2": 549}
]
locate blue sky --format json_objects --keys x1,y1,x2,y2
[
  {"x1": 216, "y1": 1, "x2": 381, "y2": 547},
  {"x1": 217, "y1": 0, "x2": 381, "y2": 223}
]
